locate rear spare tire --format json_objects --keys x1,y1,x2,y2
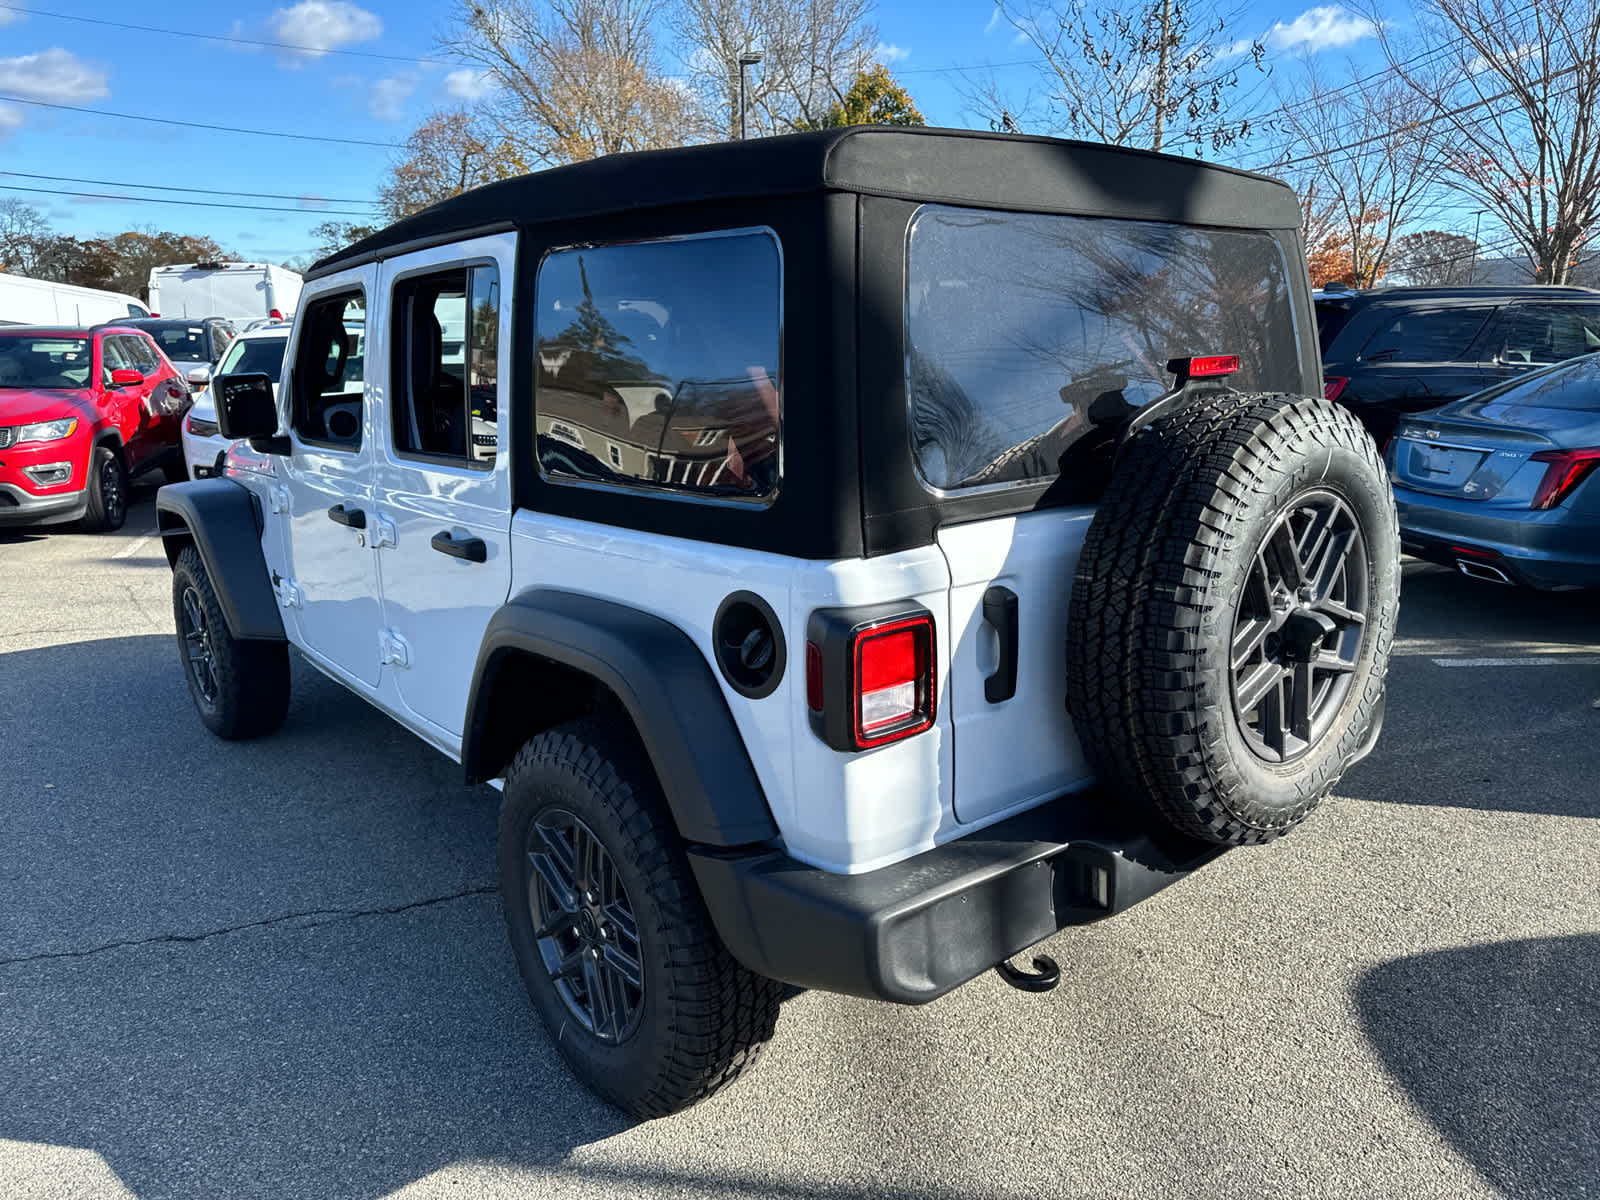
[{"x1": 1066, "y1": 392, "x2": 1399, "y2": 845}]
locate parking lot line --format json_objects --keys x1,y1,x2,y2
[
  {"x1": 1432, "y1": 655, "x2": 1600, "y2": 667},
  {"x1": 112, "y1": 533, "x2": 157, "y2": 560}
]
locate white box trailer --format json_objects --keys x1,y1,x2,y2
[
  {"x1": 0, "y1": 272, "x2": 151, "y2": 325},
  {"x1": 147, "y1": 262, "x2": 303, "y2": 323}
]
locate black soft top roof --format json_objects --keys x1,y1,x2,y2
[{"x1": 308, "y1": 126, "x2": 1302, "y2": 279}]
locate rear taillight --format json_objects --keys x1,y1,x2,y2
[
  {"x1": 805, "y1": 604, "x2": 937, "y2": 751},
  {"x1": 1529, "y1": 448, "x2": 1600, "y2": 510},
  {"x1": 1324, "y1": 376, "x2": 1349, "y2": 402},
  {"x1": 269, "y1": 308, "x2": 283, "y2": 320},
  {"x1": 1167, "y1": 354, "x2": 1239, "y2": 382},
  {"x1": 853, "y1": 618, "x2": 934, "y2": 747}
]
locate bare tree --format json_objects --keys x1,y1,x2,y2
[
  {"x1": 443, "y1": 0, "x2": 705, "y2": 165},
  {"x1": 1389, "y1": 230, "x2": 1482, "y2": 285},
  {"x1": 0, "y1": 199, "x2": 50, "y2": 274},
  {"x1": 1370, "y1": 0, "x2": 1600, "y2": 284},
  {"x1": 673, "y1": 0, "x2": 877, "y2": 138},
  {"x1": 380, "y1": 109, "x2": 530, "y2": 221},
  {"x1": 968, "y1": 0, "x2": 1264, "y2": 154},
  {"x1": 1267, "y1": 69, "x2": 1443, "y2": 287}
]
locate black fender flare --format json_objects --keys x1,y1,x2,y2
[
  {"x1": 155, "y1": 478, "x2": 286, "y2": 642},
  {"x1": 464, "y1": 589, "x2": 779, "y2": 848}
]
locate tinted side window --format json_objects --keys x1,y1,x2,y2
[
  {"x1": 1492, "y1": 303, "x2": 1600, "y2": 365},
  {"x1": 1316, "y1": 300, "x2": 1354, "y2": 356},
  {"x1": 535, "y1": 230, "x2": 781, "y2": 501},
  {"x1": 391, "y1": 264, "x2": 499, "y2": 466},
  {"x1": 291, "y1": 291, "x2": 365, "y2": 449},
  {"x1": 906, "y1": 206, "x2": 1303, "y2": 492},
  {"x1": 1358, "y1": 307, "x2": 1493, "y2": 363}
]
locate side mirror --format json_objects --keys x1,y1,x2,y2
[
  {"x1": 110, "y1": 368, "x2": 144, "y2": 387},
  {"x1": 186, "y1": 364, "x2": 213, "y2": 389},
  {"x1": 216, "y1": 372, "x2": 279, "y2": 440}
]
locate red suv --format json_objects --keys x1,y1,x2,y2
[{"x1": 0, "y1": 325, "x2": 190, "y2": 531}]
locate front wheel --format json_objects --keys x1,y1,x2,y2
[
  {"x1": 500, "y1": 718, "x2": 782, "y2": 1118},
  {"x1": 80, "y1": 445, "x2": 127, "y2": 532},
  {"x1": 171, "y1": 546, "x2": 290, "y2": 739}
]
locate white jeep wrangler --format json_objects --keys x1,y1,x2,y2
[{"x1": 156, "y1": 128, "x2": 1399, "y2": 1118}]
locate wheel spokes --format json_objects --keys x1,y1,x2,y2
[{"x1": 1235, "y1": 661, "x2": 1284, "y2": 715}]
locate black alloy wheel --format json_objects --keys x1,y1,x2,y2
[
  {"x1": 524, "y1": 809, "x2": 644, "y2": 1043},
  {"x1": 99, "y1": 455, "x2": 126, "y2": 527},
  {"x1": 1229, "y1": 490, "x2": 1370, "y2": 763},
  {"x1": 180, "y1": 584, "x2": 220, "y2": 704}
]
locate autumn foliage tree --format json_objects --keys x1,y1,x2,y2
[
  {"x1": 1304, "y1": 205, "x2": 1388, "y2": 288},
  {"x1": 1389, "y1": 230, "x2": 1481, "y2": 285},
  {"x1": 806, "y1": 64, "x2": 924, "y2": 128},
  {"x1": 380, "y1": 109, "x2": 529, "y2": 222}
]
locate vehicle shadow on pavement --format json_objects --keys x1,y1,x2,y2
[
  {"x1": 1356, "y1": 935, "x2": 1600, "y2": 1200},
  {"x1": 0, "y1": 634, "x2": 643, "y2": 1198},
  {"x1": 1393, "y1": 562, "x2": 1600, "y2": 653}
]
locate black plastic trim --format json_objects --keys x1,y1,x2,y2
[
  {"x1": 982, "y1": 585, "x2": 1018, "y2": 703},
  {"x1": 154, "y1": 479, "x2": 286, "y2": 641},
  {"x1": 462, "y1": 589, "x2": 778, "y2": 847},
  {"x1": 688, "y1": 792, "x2": 1226, "y2": 1004},
  {"x1": 712, "y1": 590, "x2": 787, "y2": 700}
]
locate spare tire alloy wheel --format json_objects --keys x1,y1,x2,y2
[
  {"x1": 524, "y1": 810, "x2": 644, "y2": 1044},
  {"x1": 1230, "y1": 490, "x2": 1369, "y2": 763}
]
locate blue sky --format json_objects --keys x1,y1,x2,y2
[{"x1": 0, "y1": 0, "x2": 1390, "y2": 263}]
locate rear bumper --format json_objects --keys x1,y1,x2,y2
[
  {"x1": 1395, "y1": 489, "x2": 1600, "y2": 589},
  {"x1": 688, "y1": 796, "x2": 1225, "y2": 1005},
  {"x1": 0, "y1": 481, "x2": 87, "y2": 527}
]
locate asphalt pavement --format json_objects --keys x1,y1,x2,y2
[{"x1": 1, "y1": 485, "x2": 1596, "y2": 1200}]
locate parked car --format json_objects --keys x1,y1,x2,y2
[
  {"x1": 0, "y1": 324, "x2": 189, "y2": 530},
  {"x1": 155, "y1": 127, "x2": 1399, "y2": 1117},
  {"x1": 0, "y1": 272, "x2": 150, "y2": 325},
  {"x1": 122, "y1": 316, "x2": 237, "y2": 392},
  {"x1": 182, "y1": 326, "x2": 289, "y2": 479},
  {"x1": 148, "y1": 262, "x2": 302, "y2": 325},
  {"x1": 1389, "y1": 351, "x2": 1600, "y2": 589},
  {"x1": 1318, "y1": 285, "x2": 1600, "y2": 445}
]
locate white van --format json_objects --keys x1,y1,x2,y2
[
  {"x1": 147, "y1": 262, "x2": 303, "y2": 323},
  {"x1": 0, "y1": 272, "x2": 150, "y2": 325}
]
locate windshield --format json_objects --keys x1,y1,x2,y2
[
  {"x1": 217, "y1": 335, "x2": 289, "y2": 382},
  {"x1": 143, "y1": 324, "x2": 211, "y2": 364},
  {"x1": 0, "y1": 335, "x2": 93, "y2": 389},
  {"x1": 906, "y1": 205, "x2": 1305, "y2": 491}
]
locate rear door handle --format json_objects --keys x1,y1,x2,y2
[
  {"x1": 327, "y1": 504, "x2": 366, "y2": 529},
  {"x1": 431, "y1": 530, "x2": 486, "y2": 563},
  {"x1": 983, "y1": 585, "x2": 1018, "y2": 704}
]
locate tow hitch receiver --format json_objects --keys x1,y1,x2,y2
[{"x1": 995, "y1": 953, "x2": 1061, "y2": 992}]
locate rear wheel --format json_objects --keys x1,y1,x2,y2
[
  {"x1": 1067, "y1": 392, "x2": 1400, "y2": 845},
  {"x1": 80, "y1": 445, "x2": 127, "y2": 532},
  {"x1": 500, "y1": 718, "x2": 782, "y2": 1118}
]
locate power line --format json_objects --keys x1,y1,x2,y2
[
  {"x1": 0, "y1": 170, "x2": 380, "y2": 208},
  {"x1": 0, "y1": 183, "x2": 375, "y2": 217},
  {"x1": 0, "y1": 3, "x2": 454, "y2": 66},
  {"x1": 0, "y1": 94, "x2": 400, "y2": 149}
]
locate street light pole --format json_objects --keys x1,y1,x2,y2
[
  {"x1": 738, "y1": 51, "x2": 761, "y2": 140},
  {"x1": 1470, "y1": 208, "x2": 1487, "y2": 283}
]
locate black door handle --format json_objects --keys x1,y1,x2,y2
[
  {"x1": 431, "y1": 530, "x2": 487, "y2": 563},
  {"x1": 983, "y1": 585, "x2": 1018, "y2": 703},
  {"x1": 327, "y1": 504, "x2": 365, "y2": 529}
]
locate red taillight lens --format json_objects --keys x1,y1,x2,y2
[
  {"x1": 1187, "y1": 354, "x2": 1239, "y2": 378},
  {"x1": 805, "y1": 642, "x2": 824, "y2": 712},
  {"x1": 269, "y1": 308, "x2": 283, "y2": 320},
  {"x1": 852, "y1": 616, "x2": 934, "y2": 748},
  {"x1": 1529, "y1": 448, "x2": 1600, "y2": 510},
  {"x1": 1324, "y1": 376, "x2": 1349, "y2": 402}
]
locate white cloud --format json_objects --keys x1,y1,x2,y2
[
  {"x1": 266, "y1": 1, "x2": 383, "y2": 63},
  {"x1": 0, "y1": 104, "x2": 22, "y2": 140},
  {"x1": 443, "y1": 67, "x2": 494, "y2": 100},
  {"x1": 0, "y1": 48, "x2": 110, "y2": 104},
  {"x1": 984, "y1": 7, "x2": 1001, "y2": 34},
  {"x1": 1263, "y1": 6, "x2": 1375, "y2": 52},
  {"x1": 0, "y1": 4, "x2": 25, "y2": 27},
  {"x1": 368, "y1": 74, "x2": 414, "y2": 120},
  {"x1": 876, "y1": 42, "x2": 910, "y2": 65}
]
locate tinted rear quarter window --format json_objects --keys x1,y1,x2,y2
[
  {"x1": 905, "y1": 205, "x2": 1303, "y2": 492},
  {"x1": 1357, "y1": 306, "x2": 1494, "y2": 363},
  {"x1": 1490, "y1": 303, "x2": 1600, "y2": 365},
  {"x1": 1316, "y1": 300, "x2": 1353, "y2": 356}
]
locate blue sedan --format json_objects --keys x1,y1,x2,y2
[{"x1": 1389, "y1": 352, "x2": 1600, "y2": 590}]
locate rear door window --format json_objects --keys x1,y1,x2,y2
[
  {"x1": 1488, "y1": 303, "x2": 1600, "y2": 365},
  {"x1": 1357, "y1": 307, "x2": 1494, "y2": 364},
  {"x1": 905, "y1": 205, "x2": 1304, "y2": 492}
]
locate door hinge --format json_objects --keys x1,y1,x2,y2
[
  {"x1": 268, "y1": 485, "x2": 291, "y2": 514},
  {"x1": 370, "y1": 513, "x2": 397, "y2": 550},
  {"x1": 378, "y1": 627, "x2": 410, "y2": 669},
  {"x1": 274, "y1": 576, "x2": 303, "y2": 609}
]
